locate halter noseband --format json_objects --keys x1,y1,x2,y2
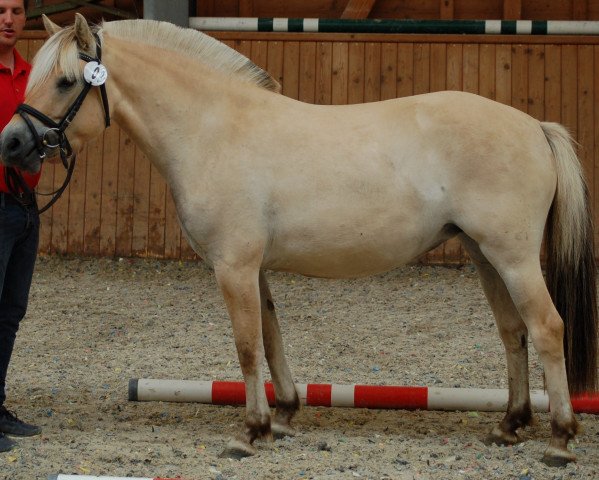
[{"x1": 13, "y1": 32, "x2": 110, "y2": 213}]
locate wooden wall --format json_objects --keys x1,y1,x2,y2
[{"x1": 16, "y1": 31, "x2": 599, "y2": 263}]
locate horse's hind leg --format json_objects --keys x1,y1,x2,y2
[
  {"x1": 471, "y1": 240, "x2": 577, "y2": 465},
  {"x1": 259, "y1": 271, "x2": 300, "y2": 439},
  {"x1": 461, "y1": 235, "x2": 534, "y2": 444}
]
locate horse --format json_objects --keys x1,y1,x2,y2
[{"x1": 1, "y1": 14, "x2": 597, "y2": 466}]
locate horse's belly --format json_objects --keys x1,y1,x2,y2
[{"x1": 262, "y1": 226, "x2": 451, "y2": 279}]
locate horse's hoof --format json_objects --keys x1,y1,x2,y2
[
  {"x1": 219, "y1": 439, "x2": 257, "y2": 460},
  {"x1": 484, "y1": 427, "x2": 519, "y2": 446},
  {"x1": 272, "y1": 422, "x2": 296, "y2": 440},
  {"x1": 541, "y1": 447, "x2": 576, "y2": 467}
]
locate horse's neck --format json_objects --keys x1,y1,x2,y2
[{"x1": 104, "y1": 36, "x2": 249, "y2": 179}]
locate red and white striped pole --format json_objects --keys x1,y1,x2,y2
[{"x1": 128, "y1": 379, "x2": 599, "y2": 414}]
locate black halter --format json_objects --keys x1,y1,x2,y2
[{"x1": 12, "y1": 32, "x2": 110, "y2": 214}]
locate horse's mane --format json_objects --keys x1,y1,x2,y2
[{"x1": 27, "y1": 19, "x2": 281, "y2": 95}]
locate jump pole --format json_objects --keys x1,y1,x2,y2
[
  {"x1": 128, "y1": 379, "x2": 599, "y2": 414},
  {"x1": 189, "y1": 17, "x2": 599, "y2": 35}
]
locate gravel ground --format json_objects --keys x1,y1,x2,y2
[{"x1": 1, "y1": 256, "x2": 598, "y2": 479}]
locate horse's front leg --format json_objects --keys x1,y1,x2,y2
[
  {"x1": 215, "y1": 263, "x2": 271, "y2": 458},
  {"x1": 259, "y1": 271, "x2": 300, "y2": 439}
]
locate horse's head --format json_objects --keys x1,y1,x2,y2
[{"x1": 0, "y1": 14, "x2": 110, "y2": 173}]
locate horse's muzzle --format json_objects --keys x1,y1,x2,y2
[{"x1": 0, "y1": 122, "x2": 46, "y2": 174}]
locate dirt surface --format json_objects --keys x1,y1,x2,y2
[{"x1": 2, "y1": 256, "x2": 598, "y2": 479}]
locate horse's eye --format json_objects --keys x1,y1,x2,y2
[{"x1": 56, "y1": 77, "x2": 77, "y2": 91}]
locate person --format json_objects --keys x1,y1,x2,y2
[{"x1": 0, "y1": 0, "x2": 43, "y2": 453}]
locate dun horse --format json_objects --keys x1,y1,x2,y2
[{"x1": 1, "y1": 15, "x2": 597, "y2": 465}]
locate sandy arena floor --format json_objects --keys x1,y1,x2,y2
[{"x1": 1, "y1": 256, "x2": 598, "y2": 479}]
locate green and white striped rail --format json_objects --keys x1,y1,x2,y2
[{"x1": 189, "y1": 18, "x2": 599, "y2": 35}]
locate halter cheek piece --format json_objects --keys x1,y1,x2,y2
[{"x1": 14, "y1": 32, "x2": 110, "y2": 213}]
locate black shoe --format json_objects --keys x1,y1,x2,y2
[
  {"x1": 0, "y1": 432, "x2": 17, "y2": 452},
  {"x1": 0, "y1": 406, "x2": 42, "y2": 437}
]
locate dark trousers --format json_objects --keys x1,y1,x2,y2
[{"x1": 0, "y1": 197, "x2": 39, "y2": 407}]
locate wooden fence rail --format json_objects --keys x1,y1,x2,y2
[{"x1": 16, "y1": 31, "x2": 599, "y2": 263}]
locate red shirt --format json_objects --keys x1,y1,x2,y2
[{"x1": 0, "y1": 48, "x2": 41, "y2": 192}]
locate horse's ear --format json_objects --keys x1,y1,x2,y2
[
  {"x1": 42, "y1": 15, "x2": 62, "y2": 36},
  {"x1": 74, "y1": 13, "x2": 95, "y2": 52}
]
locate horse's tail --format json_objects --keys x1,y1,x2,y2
[{"x1": 542, "y1": 122, "x2": 598, "y2": 394}]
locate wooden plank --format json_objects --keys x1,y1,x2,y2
[
  {"x1": 446, "y1": 43, "x2": 462, "y2": 91},
  {"x1": 234, "y1": 39, "x2": 252, "y2": 59},
  {"x1": 396, "y1": 43, "x2": 414, "y2": 98},
  {"x1": 115, "y1": 133, "x2": 136, "y2": 257},
  {"x1": 561, "y1": 45, "x2": 578, "y2": 140},
  {"x1": 332, "y1": 42, "x2": 349, "y2": 105},
  {"x1": 164, "y1": 186, "x2": 181, "y2": 259},
  {"x1": 147, "y1": 165, "x2": 166, "y2": 258},
  {"x1": 47, "y1": 161, "x2": 68, "y2": 254},
  {"x1": 99, "y1": 126, "x2": 120, "y2": 256},
  {"x1": 495, "y1": 44, "x2": 512, "y2": 106},
  {"x1": 503, "y1": 0, "x2": 522, "y2": 19},
  {"x1": 283, "y1": 41, "x2": 300, "y2": 99},
  {"x1": 267, "y1": 40, "x2": 285, "y2": 89},
  {"x1": 429, "y1": 43, "x2": 446, "y2": 92},
  {"x1": 479, "y1": 44, "x2": 496, "y2": 100},
  {"x1": 439, "y1": 0, "x2": 454, "y2": 19},
  {"x1": 131, "y1": 149, "x2": 151, "y2": 256},
  {"x1": 239, "y1": 0, "x2": 254, "y2": 17},
  {"x1": 463, "y1": 44, "x2": 479, "y2": 94},
  {"x1": 364, "y1": 42, "x2": 381, "y2": 102},
  {"x1": 196, "y1": 0, "x2": 215, "y2": 16},
  {"x1": 413, "y1": 43, "x2": 430, "y2": 95},
  {"x1": 315, "y1": 42, "x2": 333, "y2": 105},
  {"x1": 299, "y1": 42, "x2": 317, "y2": 103},
  {"x1": 380, "y1": 43, "x2": 397, "y2": 100},
  {"x1": 573, "y1": 0, "x2": 589, "y2": 19},
  {"x1": 348, "y1": 42, "x2": 365, "y2": 104},
  {"x1": 250, "y1": 40, "x2": 268, "y2": 71},
  {"x1": 511, "y1": 45, "x2": 528, "y2": 113},
  {"x1": 180, "y1": 236, "x2": 197, "y2": 260},
  {"x1": 341, "y1": 0, "x2": 377, "y2": 19},
  {"x1": 544, "y1": 45, "x2": 562, "y2": 123},
  {"x1": 83, "y1": 136, "x2": 104, "y2": 255},
  {"x1": 528, "y1": 45, "x2": 545, "y2": 121},
  {"x1": 66, "y1": 147, "x2": 87, "y2": 254}
]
